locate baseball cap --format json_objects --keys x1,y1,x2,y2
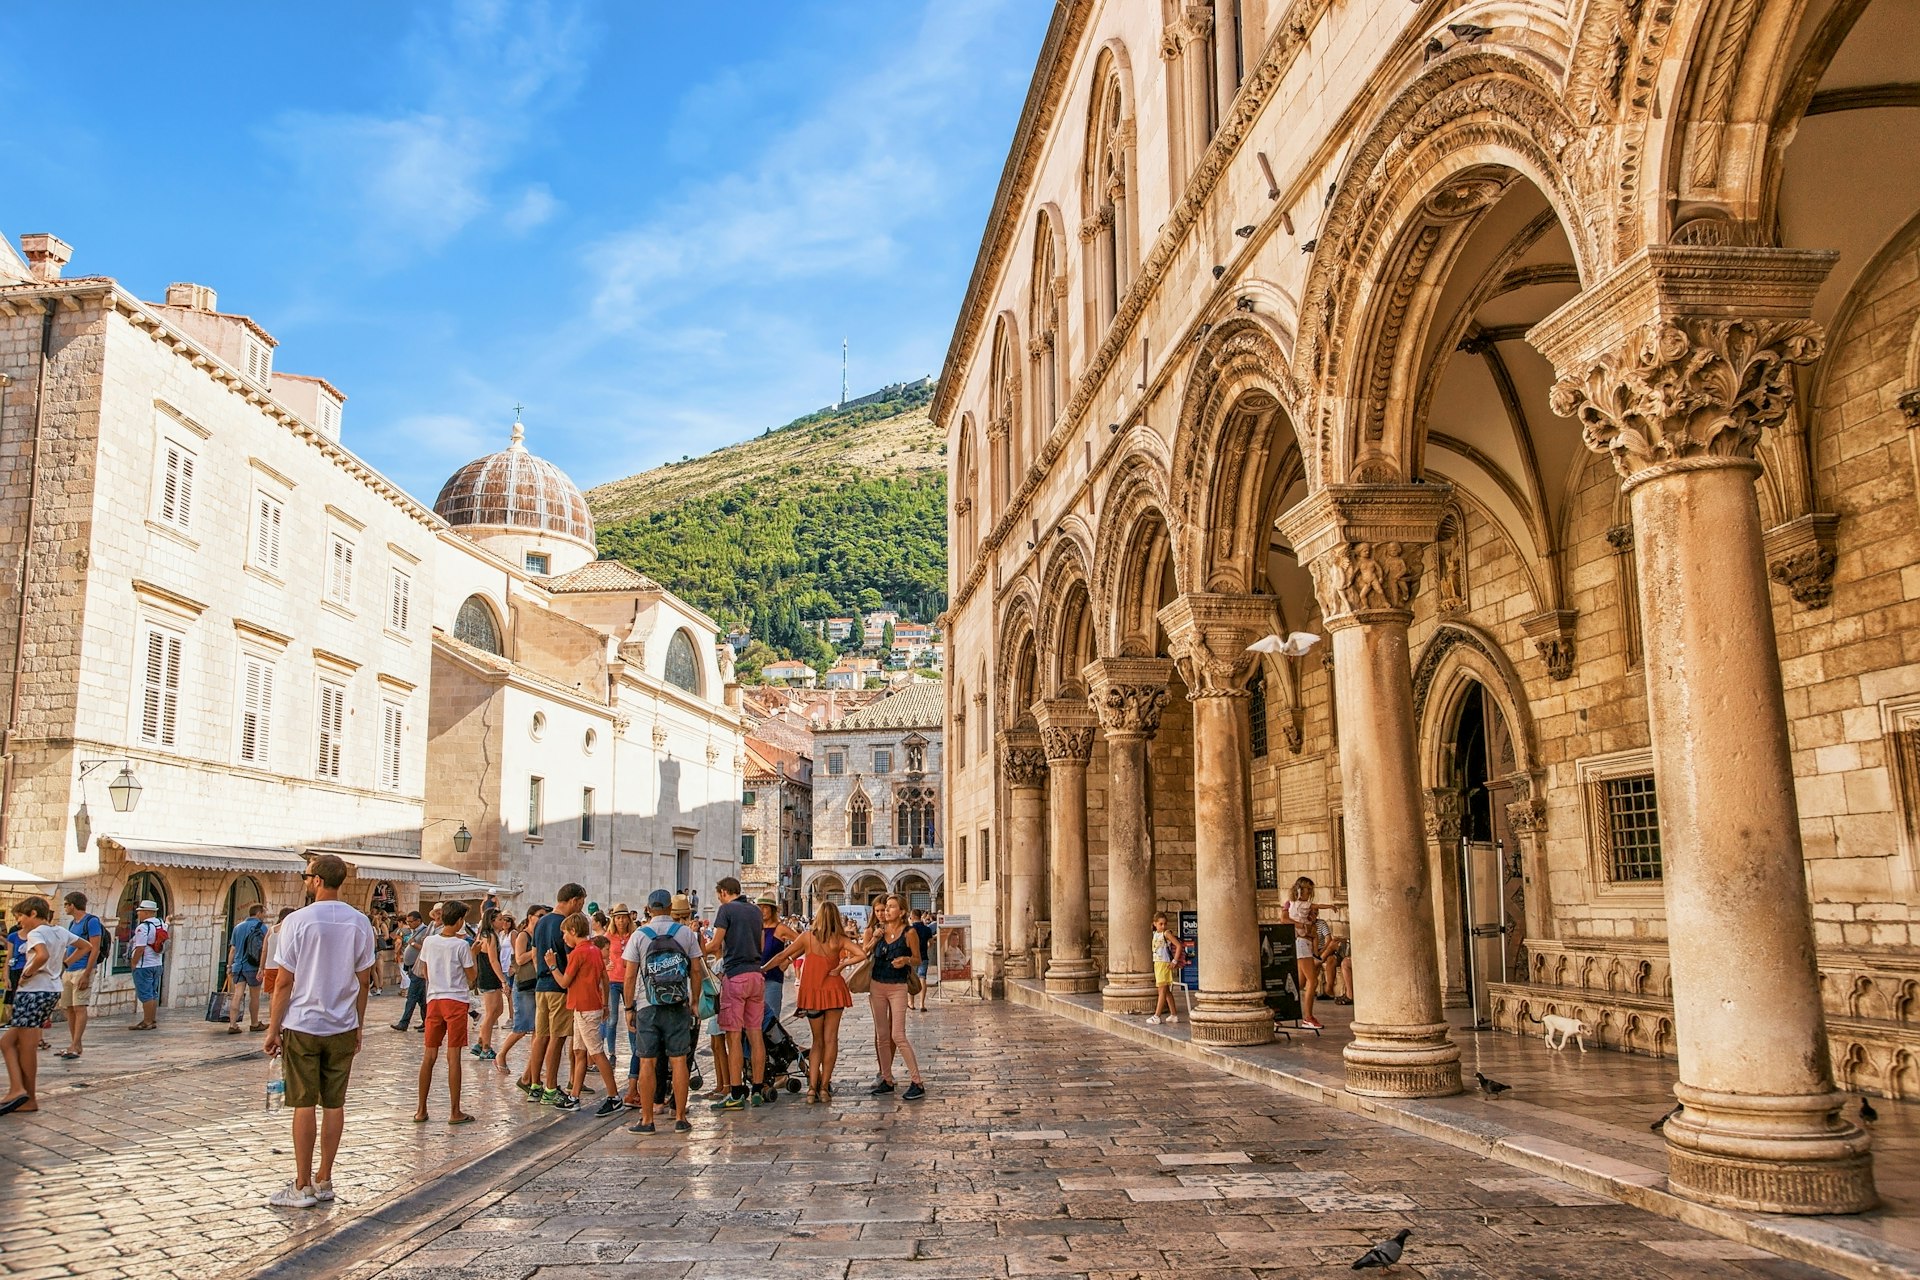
[
  {"x1": 669, "y1": 892, "x2": 693, "y2": 919},
  {"x1": 137, "y1": 899, "x2": 158, "y2": 911},
  {"x1": 645, "y1": 889, "x2": 672, "y2": 912},
  {"x1": 586, "y1": 900, "x2": 601, "y2": 916}
]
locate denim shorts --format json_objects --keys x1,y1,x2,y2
[
  {"x1": 132, "y1": 966, "x2": 162, "y2": 1003},
  {"x1": 510, "y1": 986, "x2": 535, "y2": 1033}
]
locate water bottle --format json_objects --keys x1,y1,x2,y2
[{"x1": 265, "y1": 1054, "x2": 286, "y2": 1113}]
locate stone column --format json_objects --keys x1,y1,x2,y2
[
  {"x1": 1281, "y1": 486, "x2": 1462, "y2": 1097},
  {"x1": 1033, "y1": 699, "x2": 1100, "y2": 993},
  {"x1": 998, "y1": 730, "x2": 1048, "y2": 981},
  {"x1": 1531, "y1": 244, "x2": 1872, "y2": 1214},
  {"x1": 1084, "y1": 657, "x2": 1173, "y2": 1013},
  {"x1": 1157, "y1": 593, "x2": 1273, "y2": 1046}
]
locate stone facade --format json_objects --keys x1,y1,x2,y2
[
  {"x1": 742, "y1": 738, "x2": 812, "y2": 915},
  {"x1": 940, "y1": 0, "x2": 1919, "y2": 1216},
  {"x1": 806, "y1": 682, "x2": 943, "y2": 914}
]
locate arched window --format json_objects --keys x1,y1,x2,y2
[
  {"x1": 849, "y1": 792, "x2": 871, "y2": 847},
  {"x1": 1084, "y1": 51, "x2": 1135, "y2": 334},
  {"x1": 1029, "y1": 211, "x2": 1064, "y2": 442},
  {"x1": 1163, "y1": 5, "x2": 1216, "y2": 184},
  {"x1": 454, "y1": 595, "x2": 502, "y2": 655},
  {"x1": 954, "y1": 415, "x2": 979, "y2": 573},
  {"x1": 113, "y1": 870, "x2": 171, "y2": 975},
  {"x1": 664, "y1": 629, "x2": 701, "y2": 694},
  {"x1": 988, "y1": 317, "x2": 1021, "y2": 518},
  {"x1": 895, "y1": 790, "x2": 936, "y2": 850}
]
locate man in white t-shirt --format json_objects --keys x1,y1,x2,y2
[
  {"x1": 416, "y1": 899, "x2": 477, "y2": 1125},
  {"x1": 2, "y1": 896, "x2": 70, "y2": 1115},
  {"x1": 263, "y1": 854, "x2": 375, "y2": 1210}
]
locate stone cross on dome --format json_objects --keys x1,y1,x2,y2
[{"x1": 510, "y1": 406, "x2": 525, "y2": 449}]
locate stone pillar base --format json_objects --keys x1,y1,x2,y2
[
  {"x1": 1342, "y1": 1021, "x2": 1462, "y2": 1098},
  {"x1": 1045, "y1": 957, "x2": 1100, "y2": 994},
  {"x1": 1101, "y1": 970, "x2": 1157, "y2": 1014},
  {"x1": 1005, "y1": 952, "x2": 1035, "y2": 980},
  {"x1": 1191, "y1": 991, "x2": 1275, "y2": 1046},
  {"x1": 1664, "y1": 1084, "x2": 1876, "y2": 1215}
]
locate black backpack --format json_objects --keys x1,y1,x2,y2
[
  {"x1": 639, "y1": 924, "x2": 691, "y2": 1007},
  {"x1": 240, "y1": 919, "x2": 265, "y2": 968}
]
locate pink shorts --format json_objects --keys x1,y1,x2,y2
[{"x1": 718, "y1": 971, "x2": 765, "y2": 1033}]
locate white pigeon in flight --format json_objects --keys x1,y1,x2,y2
[{"x1": 1247, "y1": 632, "x2": 1321, "y2": 658}]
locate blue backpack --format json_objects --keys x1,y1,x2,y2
[{"x1": 638, "y1": 924, "x2": 691, "y2": 1007}]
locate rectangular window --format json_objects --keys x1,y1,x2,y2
[
  {"x1": 1249, "y1": 671, "x2": 1269, "y2": 758},
  {"x1": 251, "y1": 493, "x2": 283, "y2": 574},
  {"x1": 317, "y1": 396, "x2": 341, "y2": 437},
  {"x1": 380, "y1": 701, "x2": 404, "y2": 791},
  {"x1": 740, "y1": 833, "x2": 757, "y2": 865},
  {"x1": 315, "y1": 681, "x2": 345, "y2": 779},
  {"x1": 1254, "y1": 828, "x2": 1279, "y2": 891},
  {"x1": 873, "y1": 748, "x2": 893, "y2": 774},
  {"x1": 525, "y1": 552, "x2": 549, "y2": 575},
  {"x1": 1596, "y1": 773, "x2": 1663, "y2": 882},
  {"x1": 980, "y1": 829, "x2": 991, "y2": 880},
  {"x1": 957, "y1": 835, "x2": 968, "y2": 885},
  {"x1": 581, "y1": 787, "x2": 595, "y2": 844},
  {"x1": 743, "y1": 788, "x2": 756, "y2": 806},
  {"x1": 326, "y1": 534, "x2": 355, "y2": 607},
  {"x1": 826, "y1": 751, "x2": 844, "y2": 776},
  {"x1": 157, "y1": 442, "x2": 195, "y2": 532},
  {"x1": 243, "y1": 338, "x2": 272, "y2": 384},
  {"x1": 528, "y1": 776, "x2": 544, "y2": 838},
  {"x1": 139, "y1": 625, "x2": 184, "y2": 747},
  {"x1": 238, "y1": 656, "x2": 274, "y2": 765},
  {"x1": 388, "y1": 570, "x2": 411, "y2": 633}
]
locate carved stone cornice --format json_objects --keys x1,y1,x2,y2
[
  {"x1": 1157, "y1": 593, "x2": 1271, "y2": 699},
  {"x1": 1083, "y1": 657, "x2": 1174, "y2": 739},
  {"x1": 1529, "y1": 246, "x2": 1837, "y2": 486},
  {"x1": 1276, "y1": 484, "x2": 1453, "y2": 629},
  {"x1": 1520, "y1": 608, "x2": 1579, "y2": 682},
  {"x1": 1764, "y1": 513, "x2": 1840, "y2": 609},
  {"x1": 997, "y1": 729, "x2": 1048, "y2": 789},
  {"x1": 1032, "y1": 697, "x2": 1098, "y2": 765}
]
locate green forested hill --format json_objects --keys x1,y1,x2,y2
[{"x1": 587, "y1": 382, "x2": 947, "y2": 673}]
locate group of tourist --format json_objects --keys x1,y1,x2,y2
[{"x1": 1147, "y1": 878, "x2": 1353, "y2": 1033}]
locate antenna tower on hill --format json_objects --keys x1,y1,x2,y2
[{"x1": 840, "y1": 338, "x2": 849, "y2": 410}]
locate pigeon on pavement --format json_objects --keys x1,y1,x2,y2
[
  {"x1": 1247, "y1": 632, "x2": 1322, "y2": 658},
  {"x1": 1475, "y1": 1071, "x2": 1511, "y2": 1098},
  {"x1": 1860, "y1": 1095, "x2": 1878, "y2": 1123},
  {"x1": 1352, "y1": 1228, "x2": 1411, "y2": 1269},
  {"x1": 1650, "y1": 1103, "x2": 1682, "y2": 1132}
]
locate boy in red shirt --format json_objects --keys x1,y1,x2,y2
[{"x1": 545, "y1": 913, "x2": 622, "y2": 1116}]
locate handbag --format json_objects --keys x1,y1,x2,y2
[
  {"x1": 697, "y1": 974, "x2": 720, "y2": 1021},
  {"x1": 907, "y1": 968, "x2": 925, "y2": 997},
  {"x1": 204, "y1": 989, "x2": 231, "y2": 1023},
  {"x1": 847, "y1": 958, "x2": 873, "y2": 994}
]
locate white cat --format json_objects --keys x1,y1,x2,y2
[{"x1": 1525, "y1": 1010, "x2": 1589, "y2": 1052}]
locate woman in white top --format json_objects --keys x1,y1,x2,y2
[{"x1": 1284, "y1": 877, "x2": 1323, "y2": 1031}]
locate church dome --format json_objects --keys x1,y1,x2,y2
[{"x1": 434, "y1": 421, "x2": 594, "y2": 550}]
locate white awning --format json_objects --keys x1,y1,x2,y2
[
  {"x1": 100, "y1": 839, "x2": 308, "y2": 876},
  {"x1": 0, "y1": 861, "x2": 54, "y2": 886},
  {"x1": 309, "y1": 848, "x2": 465, "y2": 884},
  {"x1": 437, "y1": 874, "x2": 505, "y2": 899}
]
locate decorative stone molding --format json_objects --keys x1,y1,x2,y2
[
  {"x1": 1521, "y1": 609, "x2": 1579, "y2": 681},
  {"x1": 1083, "y1": 656, "x2": 1173, "y2": 739},
  {"x1": 1605, "y1": 522, "x2": 1634, "y2": 550},
  {"x1": 1529, "y1": 246, "x2": 1838, "y2": 485},
  {"x1": 1423, "y1": 787, "x2": 1463, "y2": 843},
  {"x1": 1157, "y1": 593, "x2": 1272, "y2": 698},
  {"x1": 1764, "y1": 513, "x2": 1840, "y2": 609},
  {"x1": 1900, "y1": 389, "x2": 1920, "y2": 427},
  {"x1": 651, "y1": 723, "x2": 669, "y2": 749},
  {"x1": 1276, "y1": 484, "x2": 1453, "y2": 629},
  {"x1": 998, "y1": 730, "x2": 1048, "y2": 789},
  {"x1": 1503, "y1": 770, "x2": 1544, "y2": 835},
  {"x1": 1032, "y1": 698, "x2": 1097, "y2": 764}
]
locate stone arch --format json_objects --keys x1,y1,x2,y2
[
  {"x1": 1030, "y1": 204, "x2": 1069, "y2": 450},
  {"x1": 953, "y1": 412, "x2": 981, "y2": 575},
  {"x1": 1082, "y1": 41, "x2": 1140, "y2": 343},
  {"x1": 1169, "y1": 315, "x2": 1307, "y2": 594},
  {"x1": 988, "y1": 312, "x2": 1023, "y2": 518},
  {"x1": 1091, "y1": 432, "x2": 1177, "y2": 658},
  {"x1": 1413, "y1": 624, "x2": 1539, "y2": 780},
  {"x1": 1036, "y1": 525, "x2": 1096, "y2": 698},
  {"x1": 1292, "y1": 51, "x2": 1598, "y2": 486},
  {"x1": 997, "y1": 580, "x2": 1041, "y2": 728}
]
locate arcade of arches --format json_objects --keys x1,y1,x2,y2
[{"x1": 939, "y1": 0, "x2": 1920, "y2": 1220}]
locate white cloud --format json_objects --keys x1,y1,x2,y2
[{"x1": 263, "y1": 1, "x2": 589, "y2": 259}]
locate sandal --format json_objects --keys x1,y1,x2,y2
[{"x1": 56, "y1": 1051, "x2": 80, "y2": 1060}]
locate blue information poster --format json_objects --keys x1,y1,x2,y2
[{"x1": 1178, "y1": 909, "x2": 1199, "y2": 989}]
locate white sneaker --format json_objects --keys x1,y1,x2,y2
[
  {"x1": 269, "y1": 1182, "x2": 318, "y2": 1209},
  {"x1": 1167, "y1": 1014, "x2": 1179, "y2": 1024},
  {"x1": 312, "y1": 1179, "x2": 335, "y2": 1202},
  {"x1": 1147, "y1": 1015, "x2": 1162, "y2": 1024}
]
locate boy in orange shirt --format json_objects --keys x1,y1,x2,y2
[{"x1": 546, "y1": 913, "x2": 622, "y2": 1116}]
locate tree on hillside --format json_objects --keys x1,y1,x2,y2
[{"x1": 882, "y1": 620, "x2": 896, "y2": 652}]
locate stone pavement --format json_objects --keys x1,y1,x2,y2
[
  {"x1": 0, "y1": 989, "x2": 583, "y2": 1280},
  {"x1": 330, "y1": 1002, "x2": 1837, "y2": 1280}
]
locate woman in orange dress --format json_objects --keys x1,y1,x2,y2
[{"x1": 765, "y1": 901, "x2": 863, "y2": 1102}]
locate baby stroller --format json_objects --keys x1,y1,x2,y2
[{"x1": 763, "y1": 1012, "x2": 809, "y2": 1094}]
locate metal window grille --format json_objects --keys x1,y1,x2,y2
[
  {"x1": 1254, "y1": 829, "x2": 1278, "y2": 891},
  {"x1": 1596, "y1": 773, "x2": 1662, "y2": 882},
  {"x1": 1249, "y1": 671, "x2": 1268, "y2": 758}
]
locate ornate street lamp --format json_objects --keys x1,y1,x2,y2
[
  {"x1": 79, "y1": 758, "x2": 143, "y2": 813},
  {"x1": 453, "y1": 823, "x2": 473, "y2": 854}
]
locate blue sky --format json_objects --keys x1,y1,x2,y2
[{"x1": 0, "y1": 1, "x2": 1047, "y2": 499}]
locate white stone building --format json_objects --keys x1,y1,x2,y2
[
  {"x1": 805, "y1": 682, "x2": 943, "y2": 914},
  {"x1": 0, "y1": 233, "x2": 741, "y2": 1015}
]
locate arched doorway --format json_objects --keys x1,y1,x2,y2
[
  {"x1": 851, "y1": 873, "x2": 888, "y2": 907},
  {"x1": 217, "y1": 876, "x2": 264, "y2": 989},
  {"x1": 112, "y1": 871, "x2": 172, "y2": 976},
  {"x1": 1440, "y1": 680, "x2": 1523, "y2": 1025},
  {"x1": 807, "y1": 873, "x2": 846, "y2": 917},
  {"x1": 896, "y1": 873, "x2": 932, "y2": 913}
]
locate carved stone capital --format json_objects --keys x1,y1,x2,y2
[
  {"x1": 1157, "y1": 593, "x2": 1272, "y2": 698},
  {"x1": 1032, "y1": 698, "x2": 1098, "y2": 764},
  {"x1": 986, "y1": 413, "x2": 1009, "y2": 442},
  {"x1": 1521, "y1": 609, "x2": 1579, "y2": 682},
  {"x1": 1276, "y1": 484, "x2": 1454, "y2": 629},
  {"x1": 1764, "y1": 513, "x2": 1840, "y2": 609},
  {"x1": 997, "y1": 729, "x2": 1048, "y2": 789},
  {"x1": 1083, "y1": 657, "x2": 1174, "y2": 738},
  {"x1": 1900, "y1": 389, "x2": 1920, "y2": 428},
  {"x1": 1529, "y1": 246, "x2": 1837, "y2": 485},
  {"x1": 1424, "y1": 787, "x2": 1464, "y2": 843},
  {"x1": 1605, "y1": 522, "x2": 1635, "y2": 551}
]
